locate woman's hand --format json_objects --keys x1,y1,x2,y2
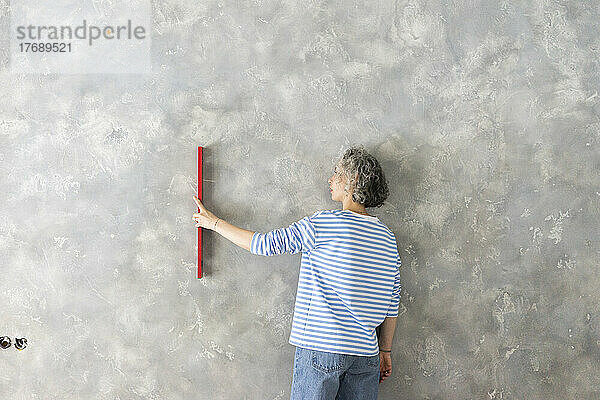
[
  {"x1": 192, "y1": 195, "x2": 219, "y2": 230},
  {"x1": 379, "y1": 352, "x2": 392, "y2": 383}
]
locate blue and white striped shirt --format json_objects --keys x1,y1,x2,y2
[{"x1": 250, "y1": 209, "x2": 401, "y2": 356}]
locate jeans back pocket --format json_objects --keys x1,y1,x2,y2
[
  {"x1": 366, "y1": 354, "x2": 380, "y2": 368},
  {"x1": 311, "y1": 349, "x2": 346, "y2": 373}
]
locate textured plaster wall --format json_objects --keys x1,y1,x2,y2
[{"x1": 1, "y1": 0, "x2": 600, "y2": 399}]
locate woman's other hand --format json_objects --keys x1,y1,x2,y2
[
  {"x1": 379, "y1": 352, "x2": 392, "y2": 383},
  {"x1": 192, "y1": 195, "x2": 219, "y2": 230}
]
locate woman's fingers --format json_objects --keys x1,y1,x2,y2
[
  {"x1": 192, "y1": 196, "x2": 218, "y2": 229},
  {"x1": 380, "y1": 369, "x2": 391, "y2": 383},
  {"x1": 193, "y1": 196, "x2": 217, "y2": 215},
  {"x1": 192, "y1": 197, "x2": 212, "y2": 227},
  {"x1": 193, "y1": 195, "x2": 206, "y2": 210},
  {"x1": 192, "y1": 196, "x2": 206, "y2": 221}
]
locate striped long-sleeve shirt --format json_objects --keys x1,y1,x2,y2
[{"x1": 250, "y1": 209, "x2": 401, "y2": 357}]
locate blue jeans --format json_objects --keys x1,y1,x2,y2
[{"x1": 290, "y1": 346, "x2": 380, "y2": 400}]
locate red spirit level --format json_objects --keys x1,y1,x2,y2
[{"x1": 197, "y1": 146, "x2": 203, "y2": 279}]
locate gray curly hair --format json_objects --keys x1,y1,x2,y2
[{"x1": 334, "y1": 144, "x2": 389, "y2": 208}]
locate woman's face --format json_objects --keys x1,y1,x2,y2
[{"x1": 328, "y1": 164, "x2": 346, "y2": 202}]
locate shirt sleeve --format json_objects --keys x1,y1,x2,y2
[
  {"x1": 386, "y1": 255, "x2": 402, "y2": 317},
  {"x1": 250, "y1": 211, "x2": 320, "y2": 256}
]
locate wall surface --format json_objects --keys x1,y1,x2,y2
[{"x1": 1, "y1": 0, "x2": 600, "y2": 399}]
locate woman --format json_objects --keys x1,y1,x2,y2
[{"x1": 192, "y1": 145, "x2": 401, "y2": 399}]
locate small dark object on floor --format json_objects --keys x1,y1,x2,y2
[
  {"x1": 15, "y1": 338, "x2": 27, "y2": 350},
  {"x1": 0, "y1": 336, "x2": 11, "y2": 349}
]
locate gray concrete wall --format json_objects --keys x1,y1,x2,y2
[{"x1": 1, "y1": 0, "x2": 599, "y2": 398}]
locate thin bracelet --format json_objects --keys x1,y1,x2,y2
[
  {"x1": 379, "y1": 348, "x2": 391, "y2": 353},
  {"x1": 213, "y1": 218, "x2": 220, "y2": 231}
]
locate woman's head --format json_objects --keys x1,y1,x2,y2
[{"x1": 328, "y1": 145, "x2": 389, "y2": 208}]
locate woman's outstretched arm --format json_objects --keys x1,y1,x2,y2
[
  {"x1": 192, "y1": 195, "x2": 254, "y2": 252},
  {"x1": 192, "y1": 195, "x2": 318, "y2": 255},
  {"x1": 214, "y1": 218, "x2": 254, "y2": 251}
]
